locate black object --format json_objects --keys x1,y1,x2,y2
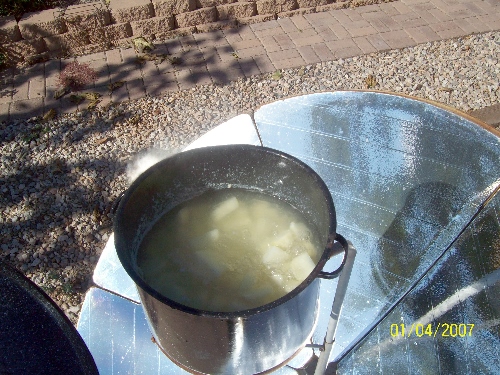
[
  {"x1": 114, "y1": 144, "x2": 348, "y2": 374},
  {"x1": 0, "y1": 261, "x2": 99, "y2": 375}
]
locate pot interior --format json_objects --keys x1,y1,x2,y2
[{"x1": 114, "y1": 145, "x2": 336, "y2": 312}]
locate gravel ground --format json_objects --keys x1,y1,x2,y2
[{"x1": 1, "y1": 30, "x2": 499, "y2": 325}]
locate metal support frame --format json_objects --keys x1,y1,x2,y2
[{"x1": 314, "y1": 241, "x2": 357, "y2": 375}]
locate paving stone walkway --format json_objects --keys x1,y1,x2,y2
[{"x1": 0, "y1": 0, "x2": 499, "y2": 123}]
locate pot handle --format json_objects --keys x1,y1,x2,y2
[{"x1": 318, "y1": 233, "x2": 349, "y2": 280}]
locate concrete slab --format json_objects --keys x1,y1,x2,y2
[{"x1": 10, "y1": 98, "x2": 44, "y2": 120}]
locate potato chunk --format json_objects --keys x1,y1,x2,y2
[
  {"x1": 262, "y1": 246, "x2": 290, "y2": 265},
  {"x1": 195, "y1": 250, "x2": 226, "y2": 277},
  {"x1": 212, "y1": 197, "x2": 239, "y2": 221},
  {"x1": 290, "y1": 253, "x2": 316, "y2": 280},
  {"x1": 272, "y1": 230, "x2": 295, "y2": 250},
  {"x1": 289, "y1": 221, "x2": 310, "y2": 240}
]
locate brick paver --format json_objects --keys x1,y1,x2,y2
[
  {"x1": 268, "y1": 48, "x2": 302, "y2": 64},
  {"x1": 404, "y1": 25, "x2": 441, "y2": 43},
  {"x1": 274, "y1": 56, "x2": 306, "y2": 70},
  {"x1": 223, "y1": 29, "x2": 243, "y2": 44},
  {"x1": 297, "y1": 45, "x2": 322, "y2": 64},
  {"x1": 231, "y1": 38, "x2": 262, "y2": 51},
  {"x1": 11, "y1": 80, "x2": 29, "y2": 101},
  {"x1": 253, "y1": 54, "x2": 275, "y2": 74},
  {"x1": 28, "y1": 79, "x2": 45, "y2": 99},
  {"x1": 289, "y1": 15, "x2": 312, "y2": 31},
  {"x1": 259, "y1": 35, "x2": 282, "y2": 53},
  {"x1": 277, "y1": 17, "x2": 300, "y2": 34},
  {"x1": 1, "y1": 0, "x2": 500, "y2": 122},
  {"x1": 110, "y1": 82, "x2": 129, "y2": 102},
  {"x1": 144, "y1": 75, "x2": 178, "y2": 96},
  {"x1": 379, "y1": 30, "x2": 415, "y2": 49},
  {"x1": 0, "y1": 88, "x2": 13, "y2": 104},
  {"x1": 313, "y1": 25, "x2": 338, "y2": 41},
  {"x1": 210, "y1": 67, "x2": 244, "y2": 85},
  {"x1": 329, "y1": 22, "x2": 351, "y2": 39},
  {"x1": 353, "y1": 36, "x2": 378, "y2": 54},
  {"x1": 235, "y1": 45, "x2": 267, "y2": 59},
  {"x1": 273, "y1": 33, "x2": 295, "y2": 50},
  {"x1": 105, "y1": 49, "x2": 123, "y2": 65},
  {"x1": 237, "y1": 25, "x2": 257, "y2": 41},
  {"x1": 10, "y1": 98, "x2": 44, "y2": 119},
  {"x1": 287, "y1": 27, "x2": 319, "y2": 40},
  {"x1": 238, "y1": 57, "x2": 262, "y2": 78},
  {"x1": 312, "y1": 43, "x2": 335, "y2": 61},
  {"x1": 365, "y1": 33, "x2": 392, "y2": 51},
  {"x1": 126, "y1": 78, "x2": 146, "y2": 100},
  {"x1": 0, "y1": 103, "x2": 10, "y2": 122}
]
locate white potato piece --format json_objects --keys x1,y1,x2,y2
[
  {"x1": 290, "y1": 252, "x2": 316, "y2": 280},
  {"x1": 272, "y1": 230, "x2": 296, "y2": 250},
  {"x1": 216, "y1": 207, "x2": 251, "y2": 232},
  {"x1": 188, "y1": 229, "x2": 220, "y2": 250},
  {"x1": 206, "y1": 229, "x2": 219, "y2": 241},
  {"x1": 178, "y1": 207, "x2": 190, "y2": 225},
  {"x1": 289, "y1": 221, "x2": 310, "y2": 240},
  {"x1": 269, "y1": 272, "x2": 286, "y2": 287},
  {"x1": 212, "y1": 197, "x2": 239, "y2": 221},
  {"x1": 252, "y1": 218, "x2": 274, "y2": 241},
  {"x1": 195, "y1": 250, "x2": 226, "y2": 277},
  {"x1": 263, "y1": 246, "x2": 290, "y2": 265},
  {"x1": 303, "y1": 240, "x2": 318, "y2": 258},
  {"x1": 283, "y1": 278, "x2": 302, "y2": 293}
]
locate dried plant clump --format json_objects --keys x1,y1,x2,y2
[{"x1": 58, "y1": 61, "x2": 97, "y2": 91}]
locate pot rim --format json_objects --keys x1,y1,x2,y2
[{"x1": 115, "y1": 144, "x2": 337, "y2": 319}]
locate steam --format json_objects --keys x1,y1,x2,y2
[{"x1": 126, "y1": 148, "x2": 178, "y2": 185}]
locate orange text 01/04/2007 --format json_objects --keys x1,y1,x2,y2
[{"x1": 389, "y1": 323, "x2": 475, "y2": 338}]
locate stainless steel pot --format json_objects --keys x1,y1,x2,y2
[{"x1": 114, "y1": 145, "x2": 348, "y2": 375}]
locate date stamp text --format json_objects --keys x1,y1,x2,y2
[{"x1": 390, "y1": 323, "x2": 474, "y2": 338}]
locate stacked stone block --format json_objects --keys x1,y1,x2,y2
[
  {"x1": 18, "y1": 11, "x2": 67, "y2": 39},
  {"x1": 109, "y1": 0, "x2": 155, "y2": 23},
  {"x1": 154, "y1": 0, "x2": 197, "y2": 17},
  {"x1": 256, "y1": 0, "x2": 298, "y2": 15},
  {"x1": 176, "y1": 7, "x2": 218, "y2": 27},
  {"x1": 217, "y1": 2, "x2": 257, "y2": 20},
  {"x1": 130, "y1": 16, "x2": 175, "y2": 40}
]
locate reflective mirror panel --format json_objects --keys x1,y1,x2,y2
[
  {"x1": 77, "y1": 288, "x2": 313, "y2": 374},
  {"x1": 254, "y1": 91, "x2": 500, "y2": 358},
  {"x1": 337, "y1": 191, "x2": 500, "y2": 374},
  {"x1": 92, "y1": 233, "x2": 141, "y2": 303}
]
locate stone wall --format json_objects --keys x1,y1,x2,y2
[{"x1": 0, "y1": 0, "x2": 395, "y2": 64}]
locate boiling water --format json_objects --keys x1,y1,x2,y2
[{"x1": 137, "y1": 188, "x2": 322, "y2": 312}]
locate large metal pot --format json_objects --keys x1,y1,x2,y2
[{"x1": 114, "y1": 145, "x2": 348, "y2": 375}]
